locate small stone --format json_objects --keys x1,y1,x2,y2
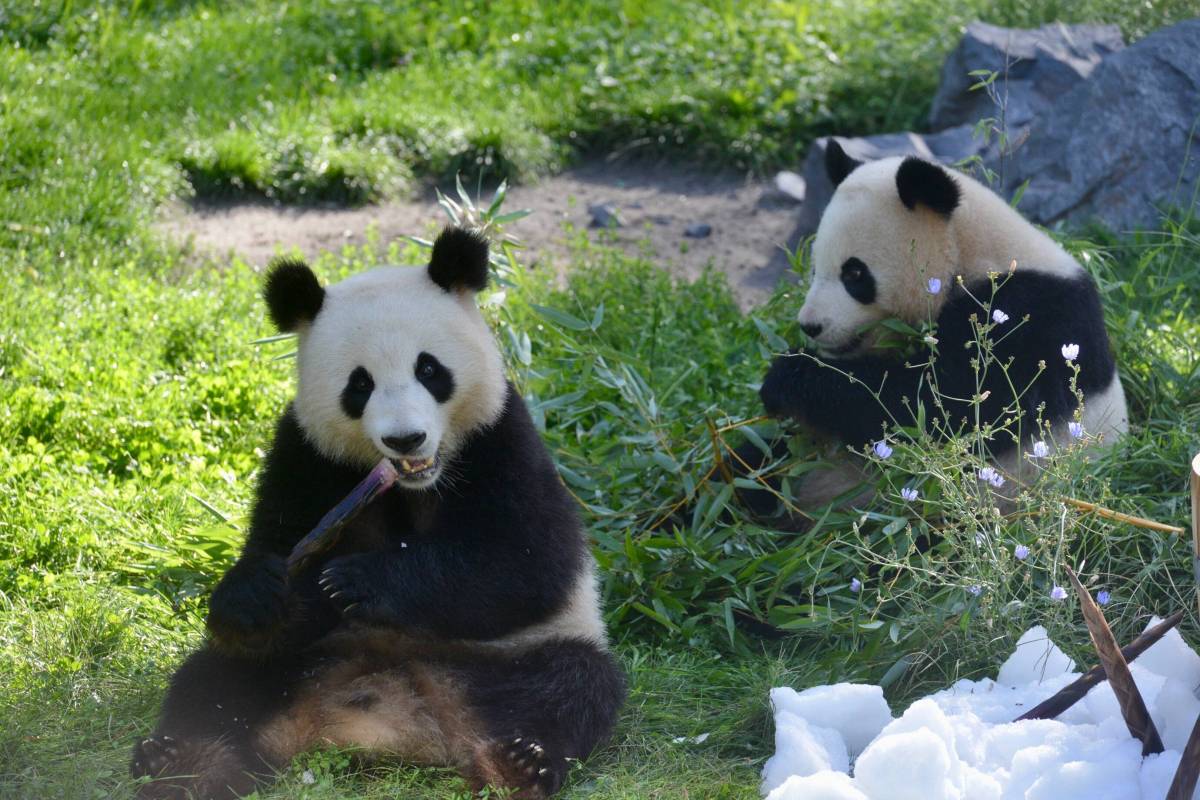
[
  {"x1": 587, "y1": 202, "x2": 623, "y2": 228},
  {"x1": 773, "y1": 171, "x2": 807, "y2": 202},
  {"x1": 684, "y1": 223, "x2": 712, "y2": 238}
]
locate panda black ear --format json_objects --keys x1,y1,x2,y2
[
  {"x1": 264, "y1": 257, "x2": 324, "y2": 332},
  {"x1": 428, "y1": 226, "x2": 490, "y2": 294},
  {"x1": 825, "y1": 138, "x2": 863, "y2": 188},
  {"x1": 896, "y1": 157, "x2": 961, "y2": 217}
]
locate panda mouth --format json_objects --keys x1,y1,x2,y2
[
  {"x1": 819, "y1": 334, "x2": 865, "y2": 358},
  {"x1": 392, "y1": 455, "x2": 440, "y2": 482}
]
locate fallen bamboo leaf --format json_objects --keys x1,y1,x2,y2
[
  {"x1": 1167, "y1": 713, "x2": 1200, "y2": 800},
  {"x1": 1065, "y1": 497, "x2": 1184, "y2": 534},
  {"x1": 1065, "y1": 565, "x2": 1164, "y2": 756},
  {"x1": 287, "y1": 459, "x2": 400, "y2": 577},
  {"x1": 1016, "y1": 611, "x2": 1184, "y2": 721}
]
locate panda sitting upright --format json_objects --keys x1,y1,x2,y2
[
  {"x1": 753, "y1": 141, "x2": 1128, "y2": 510},
  {"x1": 131, "y1": 227, "x2": 624, "y2": 799}
]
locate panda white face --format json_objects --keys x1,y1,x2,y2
[
  {"x1": 266, "y1": 228, "x2": 505, "y2": 489},
  {"x1": 798, "y1": 150, "x2": 961, "y2": 358}
]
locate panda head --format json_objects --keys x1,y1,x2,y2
[
  {"x1": 798, "y1": 141, "x2": 963, "y2": 357},
  {"x1": 264, "y1": 226, "x2": 506, "y2": 488}
]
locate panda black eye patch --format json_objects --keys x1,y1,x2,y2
[
  {"x1": 840, "y1": 257, "x2": 877, "y2": 305},
  {"x1": 340, "y1": 366, "x2": 374, "y2": 419},
  {"x1": 415, "y1": 352, "x2": 455, "y2": 403}
]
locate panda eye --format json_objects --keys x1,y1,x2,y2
[
  {"x1": 348, "y1": 367, "x2": 374, "y2": 393},
  {"x1": 417, "y1": 362, "x2": 436, "y2": 380},
  {"x1": 839, "y1": 257, "x2": 877, "y2": 305}
]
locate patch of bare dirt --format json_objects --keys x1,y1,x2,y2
[{"x1": 159, "y1": 159, "x2": 804, "y2": 309}]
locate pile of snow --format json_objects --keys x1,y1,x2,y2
[{"x1": 763, "y1": 621, "x2": 1200, "y2": 800}]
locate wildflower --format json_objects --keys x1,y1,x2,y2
[
  {"x1": 1061, "y1": 343, "x2": 1080, "y2": 361},
  {"x1": 873, "y1": 441, "x2": 893, "y2": 459},
  {"x1": 1050, "y1": 586, "x2": 1068, "y2": 601},
  {"x1": 1030, "y1": 441, "x2": 1050, "y2": 459},
  {"x1": 968, "y1": 585, "x2": 982, "y2": 597},
  {"x1": 1014, "y1": 544, "x2": 1030, "y2": 561},
  {"x1": 978, "y1": 466, "x2": 1005, "y2": 488},
  {"x1": 1068, "y1": 421, "x2": 1084, "y2": 439},
  {"x1": 900, "y1": 487, "x2": 919, "y2": 502},
  {"x1": 850, "y1": 578, "x2": 862, "y2": 594},
  {"x1": 1097, "y1": 590, "x2": 1111, "y2": 606},
  {"x1": 927, "y1": 277, "x2": 942, "y2": 294},
  {"x1": 923, "y1": 334, "x2": 939, "y2": 347},
  {"x1": 992, "y1": 309, "x2": 1009, "y2": 324}
]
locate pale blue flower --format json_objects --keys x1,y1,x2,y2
[
  {"x1": 873, "y1": 441, "x2": 893, "y2": 459},
  {"x1": 992, "y1": 309, "x2": 1009, "y2": 324},
  {"x1": 978, "y1": 466, "x2": 1005, "y2": 488},
  {"x1": 1068, "y1": 421, "x2": 1084, "y2": 439},
  {"x1": 850, "y1": 578, "x2": 862, "y2": 594},
  {"x1": 1097, "y1": 590, "x2": 1111, "y2": 606},
  {"x1": 1014, "y1": 544, "x2": 1030, "y2": 561},
  {"x1": 1030, "y1": 441, "x2": 1050, "y2": 459},
  {"x1": 968, "y1": 585, "x2": 982, "y2": 597},
  {"x1": 1050, "y1": 586, "x2": 1068, "y2": 601},
  {"x1": 927, "y1": 277, "x2": 942, "y2": 294},
  {"x1": 1061, "y1": 343, "x2": 1080, "y2": 361},
  {"x1": 900, "y1": 487, "x2": 919, "y2": 502}
]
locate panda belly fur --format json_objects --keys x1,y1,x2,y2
[{"x1": 132, "y1": 385, "x2": 624, "y2": 800}]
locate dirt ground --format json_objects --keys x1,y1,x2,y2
[{"x1": 159, "y1": 159, "x2": 806, "y2": 309}]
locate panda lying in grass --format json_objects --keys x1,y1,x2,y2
[
  {"x1": 746, "y1": 142, "x2": 1128, "y2": 514},
  {"x1": 131, "y1": 227, "x2": 624, "y2": 799}
]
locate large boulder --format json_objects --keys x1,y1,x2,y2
[
  {"x1": 795, "y1": 126, "x2": 984, "y2": 234},
  {"x1": 930, "y1": 22, "x2": 1124, "y2": 133},
  {"x1": 1000, "y1": 18, "x2": 1200, "y2": 230}
]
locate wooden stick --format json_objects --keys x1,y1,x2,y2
[
  {"x1": 1065, "y1": 565, "x2": 1164, "y2": 756},
  {"x1": 1064, "y1": 497, "x2": 1185, "y2": 535},
  {"x1": 1168, "y1": 711, "x2": 1200, "y2": 799},
  {"x1": 1192, "y1": 452, "x2": 1200, "y2": 615},
  {"x1": 1016, "y1": 611, "x2": 1184, "y2": 721},
  {"x1": 287, "y1": 459, "x2": 399, "y2": 576}
]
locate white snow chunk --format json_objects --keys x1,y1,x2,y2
[
  {"x1": 760, "y1": 712, "x2": 849, "y2": 795},
  {"x1": 1153, "y1": 678, "x2": 1200, "y2": 752},
  {"x1": 1139, "y1": 750, "x2": 1181, "y2": 800},
  {"x1": 769, "y1": 684, "x2": 892, "y2": 757},
  {"x1": 765, "y1": 771, "x2": 868, "y2": 800},
  {"x1": 997, "y1": 626, "x2": 1077, "y2": 687},
  {"x1": 1023, "y1": 737, "x2": 1141, "y2": 800},
  {"x1": 854, "y1": 728, "x2": 961, "y2": 800},
  {"x1": 1137, "y1": 616, "x2": 1200, "y2": 690}
]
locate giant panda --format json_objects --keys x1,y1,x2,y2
[
  {"x1": 746, "y1": 141, "x2": 1128, "y2": 513},
  {"x1": 130, "y1": 227, "x2": 625, "y2": 799}
]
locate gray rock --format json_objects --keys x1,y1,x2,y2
[
  {"x1": 796, "y1": 127, "x2": 986, "y2": 234},
  {"x1": 684, "y1": 223, "x2": 712, "y2": 238},
  {"x1": 588, "y1": 202, "x2": 623, "y2": 228},
  {"x1": 930, "y1": 21, "x2": 1124, "y2": 133},
  {"x1": 773, "y1": 171, "x2": 807, "y2": 203},
  {"x1": 999, "y1": 18, "x2": 1200, "y2": 230}
]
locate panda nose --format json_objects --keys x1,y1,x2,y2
[
  {"x1": 800, "y1": 322, "x2": 824, "y2": 339},
  {"x1": 383, "y1": 431, "x2": 427, "y2": 454}
]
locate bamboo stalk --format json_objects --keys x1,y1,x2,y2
[
  {"x1": 1168, "y1": 714, "x2": 1200, "y2": 800},
  {"x1": 1192, "y1": 452, "x2": 1200, "y2": 615},
  {"x1": 1016, "y1": 611, "x2": 1184, "y2": 722},
  {"x1": 1065, "y1": 565, "x2": 1164, "y2": 756},
  {"x1": 1064, "y1": 497, "x2": 1185, "y2": 535}
]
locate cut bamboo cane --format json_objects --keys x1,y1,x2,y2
[
  {"x1": 1168, "y1": 714, "x2": 1200, "y2": 800},
  {"x1": 1064, "y1": 497, "x2": 1185, "y2": 535},
  {"x1": 1192, "y1": 452, "x2": 1200, "y2": 616},
  {"x1": 1065, "y1": 565, "x2": 1164, "y2": 756},
  {"x1": 1016, "y1": 611, "x2": 1184, "y2": 722}
]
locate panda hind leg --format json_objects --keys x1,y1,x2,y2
[{"x1": 462, "y1": 639, "x2": 626, "y2": 798}]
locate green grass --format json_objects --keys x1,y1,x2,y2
[{"x1": 3, "y1": 1, "x2": 1200, "y2": 798}]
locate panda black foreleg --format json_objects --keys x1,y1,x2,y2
[
  {"x1": 461, "y1": 639, "x2": 625, "y2": 797},
  {"x1": 131, "y1": 647, "x2": 302, "y2": 799}
]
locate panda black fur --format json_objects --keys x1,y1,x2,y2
[
  {"x1": 747, "y1": 142, "x2": 1128, "y2": 513},
  {"x1": 131, "y1": 227, "x2": 625, "y2": 800}
]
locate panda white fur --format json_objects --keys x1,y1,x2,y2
[
  {"x1": 131, "y1": 227, "x2": 624, "y2": 799},
  {"x1": 752, "y1": 142, "x2": 1128, "y2": 510}
]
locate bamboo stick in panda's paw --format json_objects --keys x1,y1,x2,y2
[{"x1": 287, "y1": 458, "x2": 400, "y2": 577}]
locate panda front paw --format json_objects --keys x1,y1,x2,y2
[
  {"x1": 319, "y1": 554, "x2": 386, "y2": 622},
  {"x1": 760, "y1": 349, "x2": 816, "y2": 420},
  {"x1": 206, "y1": 555, "x2": 290, "y2": 655}
]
